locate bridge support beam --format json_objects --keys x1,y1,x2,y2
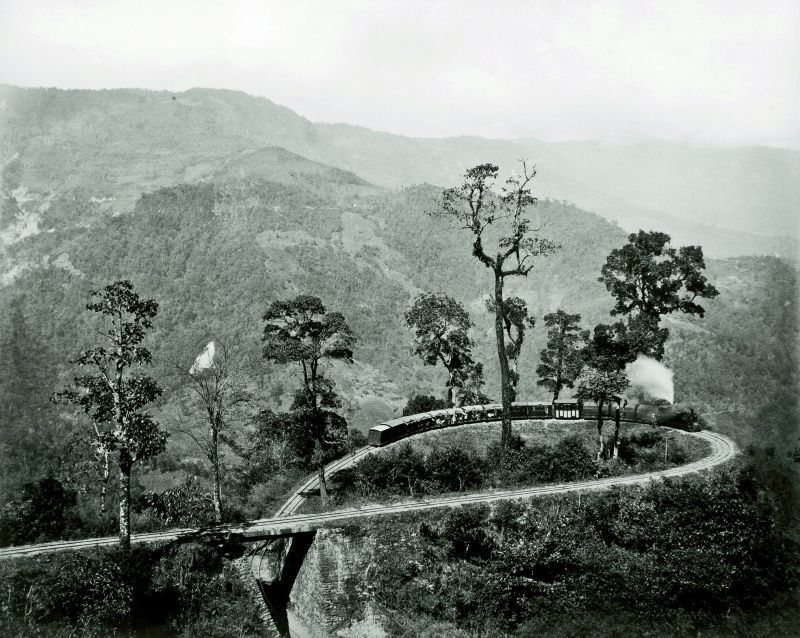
[{"x1": 245, "y1": 531, "x2": 317, "y2": 637}]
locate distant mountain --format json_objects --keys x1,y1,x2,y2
[{"x1": 1, "y1": 85, "x2": 797, "y2": 259}]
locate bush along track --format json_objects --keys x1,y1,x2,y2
[{"x1": 0, "y1": 426, "x2": 737, "y2": 560}]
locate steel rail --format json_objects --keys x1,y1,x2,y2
[{"x1": 0, "y1": 428, "x2": 737, "y2": 560}]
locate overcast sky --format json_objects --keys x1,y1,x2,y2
[{"x1": 1, "y1": 0, "x2": 798, "y2": 147}]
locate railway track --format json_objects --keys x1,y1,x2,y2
[{"x1": 0, "y1": 428, "x2": 737, "y2": 561}]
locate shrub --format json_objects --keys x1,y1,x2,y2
[
  {"x1": 347, "y1": 427, "x2": 368, "y2": 452},
  {"x1": 544, "y1": 435, "x2": 597, "y2": 482},
  {"x1": 41, "y1": 550, "x2": 133, "y2": 631},
  {"x1": 425, "y1": 447, "x2": 484, "y2": 492},
  {"x1": 0, "y1": 477, "x2": 79, "y2": 547},
  {"x1": 137, "y1": 476, "x2": 215, "y2": 527},
  {"x1": 441, "y1": 505, "x2": 492, "y2": 560}
]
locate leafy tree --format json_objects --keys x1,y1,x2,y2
[
  {"x1": 174, "y1": 340, "x2": 250, "y2": 522},
  {"x1": 576, "y1": 367, "x2": 629, "y2": 460},
  {"x1": 262, "y1": 295, "x2": 355, "y2": 505},
  {"x1": 456, "y1": 362, "x2": 493, "y2": 406},
  {"x1": 578, "y1": 322, "x2": 634, "y2": 459},
  {"x1": 405, "y1": 292, "x2": 474, "y2": 406},
  {"x1": 623, "y1": 313, "x2": 670, "y2": 360},
  {"x1": 433, "y1": 163, "x2": 558, "y2": 451},
  {"x1": 403, "y1": 394, "x2": 449, "y2": 416},
  {"x1": 485, "y1": 296, "x2": 535, "y2": 400},
  {"x1": 0, "y1": 477, "x2": 78, "y2": 546},
  {"x1": 582, "y1": 322, "x2": 637, "y2": 373},
  {"x1": 536, "y1": 310, "x2": 588, "y2": 400},
  {"x1": 55, "y1": 281, "x2": 167, "y2": 550},
  {"x1": 242, "y1": 410, "x2": 303, "y2": 483},
  {"x1": 599, "y1": 230, "x2": 719, "y2": 359}
]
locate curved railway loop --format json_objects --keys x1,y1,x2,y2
[{"x1": 0, "y1": 423, "x2": 738, "y2": 561}]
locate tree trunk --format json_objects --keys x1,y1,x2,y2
[
  {"x1": 446, "y1": 369, "x2": 455, "y2": 408},
  {"x1": 211, "y1": 424, "x2": 222, "y2": 522},
  {"x1": 317, "y1": 462, "x2": 328, "y2": 505},
  {"x1": 508, "y1": 358, "x2": 519, "y2": 403},
  {"x1": 612, "y1": 408, "x2": 621, "y2": 459},
  {"x1": 118, "y1": 451, "x2": 132, "y2": 551},
  {"x1": 493, "y1": 273, "x2": 513, "y2": 451},
  {"x1": 596, "y1": 404, "x2": 605, "y2": 461},
  {"x1": 100, "y1": 448, "x2": 109, "y2": 516}
]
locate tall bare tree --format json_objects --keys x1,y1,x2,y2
[
  {"x1": 175, "y1": 340, "x2": 250, "y2": 522},
  {"x1": 433, "y1": 163, "x2": 558, "y2": 450}
]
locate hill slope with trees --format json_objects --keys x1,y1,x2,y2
[{"x1": 0, "y1": 84, "x2": 797, "y2": 638}]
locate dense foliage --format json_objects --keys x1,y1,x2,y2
[
  {"x1": 315, "y1": 426, "x2": 703, "y2": 508},
  {"x1": 401, "y1": 395, "x2": 449, "y2": 416},
  {"x1": 346, "y1": 461, "x2": 799, "y2": 637},
  {"x1": 535, "y1": 310, "x2": 587, "y2": 400},
  {"x1": 405, "y1": 292, "x2": 474, "y2": 406},
  {"x1": 0, "y1": 543, "x2": 265, "y2": 637},
  {"x1": 262, "y1": 294, "x2": 355, "y2": 504},
  {"x1": 54, "y1": 281, "x2": 168, "y2": 548}
]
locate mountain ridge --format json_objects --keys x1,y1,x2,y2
[{"x1": 1, "y1": 84, "x2": 797, "y2": 259}]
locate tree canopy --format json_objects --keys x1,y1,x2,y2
[
  {"x1": 405, "y1": 292, "x2": 474, "y2": 406},
  {"x1": 262, "y1": 295, "x2": 354, "y2": 504},
  {"x1": 600, "y1": 230, "x2": 719, "y2": 319},
  {"x1": 262, "y1": 295, "x2": 355, "y2": 370},
  {"x1": 536, "y1": 310, "x2": 587, "y2": 400}
]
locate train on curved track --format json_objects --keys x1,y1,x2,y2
[{"x1": 368, "y1": 399, "x2": 702, "y2": 447}]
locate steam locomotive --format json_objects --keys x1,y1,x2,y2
[{"x1": 367, "y1": 400, "x2": 702, "y2": 447}]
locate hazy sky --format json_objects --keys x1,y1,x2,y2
[{"x1": 1, "y1": 0, "x2": 798, "y2": 146}]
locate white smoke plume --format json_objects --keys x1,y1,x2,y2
[
  {"x1": 625, "y1": 356, "x2": 674, "y2": 404},
  {"x1": 189, "y1": 341, "x2": 216, "y2": 374}
]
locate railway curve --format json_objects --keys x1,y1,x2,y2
[{"x1": 0, "y1": 426, "x2": 738, "y2": 561}]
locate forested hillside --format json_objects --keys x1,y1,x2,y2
[
  {"x1": 0, "y1": 84, "x2": 796, "y2": 527},
  {"x1": 1, "y1": 148, "x2": 797, "y2": 491}
]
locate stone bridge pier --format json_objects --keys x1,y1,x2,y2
[{"x1": 234, "y1": 532, "x2": 317, "y2": 637}]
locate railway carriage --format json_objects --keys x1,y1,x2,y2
[
  {"x1": 553, "y1": 399, "x2": 581, "y2": 419},
  {"x1": 581, "y1": 401, "x2": 615, "y2": 420},
  {"x1": 367, "y1": 398, "x2": 701, "y2": 447}
]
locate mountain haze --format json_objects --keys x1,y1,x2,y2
[{"x1": 2, "y1": 85, "x2": 797, "y2": 259}]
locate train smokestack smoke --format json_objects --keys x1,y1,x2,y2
[{"x1": 625, "y1": 356, "x2": 674, "y2": 404}]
